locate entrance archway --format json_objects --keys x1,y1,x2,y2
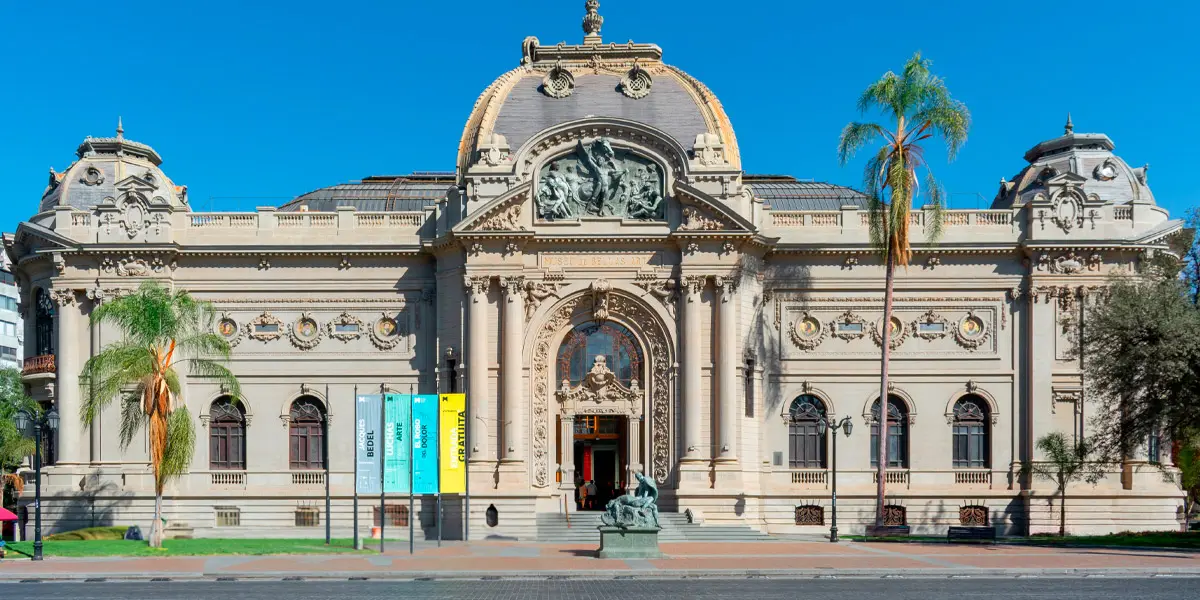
[{"x1": 529, "y1": 286, "x2": 674, "y2": 490}]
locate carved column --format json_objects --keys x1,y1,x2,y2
[
  {"x1": 559, "y1": 413, "x2": 575, "y2": 492},
  {"x1": 680, "y1": 275, "x2": 705, "y2": 461},
  {"x1": 627, "y1": 415, "x2": 642, "y2": 492},
  {"x1": 85, "y1": 288, "x2": 106, "y2": 464},
  {"x1": 465, "y1": 275, "x2": 491, "y2": 461},
  {"x1": 52, "y1": 288, "x2": 82, "y2": 465},
  {"x1": 500, "y1": 276, "x2": 525, "y2": 462},
  {"x1": 714, "y1": 275, "x2": 738, "y2": 462}
]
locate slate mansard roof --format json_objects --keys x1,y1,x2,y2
[{"x1": 279, "y1": 173, "x2": 455, "y2": 212}]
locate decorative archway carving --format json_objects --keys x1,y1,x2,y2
[{"x1": 531, "y1": 288, "x2": 673, "y2": 487}]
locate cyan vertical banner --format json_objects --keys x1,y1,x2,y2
[
  {"x1": 439, "y1": 394, "x2": 467, "y2": 494},
  {"x1": 411, "y1": 394, "x2": 440, "y2": 494},
  {"x1": 383, "y1": 394, "x2": 412, "y2": 494},
  {"x1": 354, "y1": 394, "x2": 383, "y2": 495}
]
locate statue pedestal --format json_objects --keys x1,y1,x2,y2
[{"x1": 597, "y1": 526, "x2": 664, "y2": 559}]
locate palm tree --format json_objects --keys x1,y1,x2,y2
[
  {"x1": 82, "y1": 281, "x2": 240, "y2": 547},
  {"x1": 837, "y1": 52, "x2": 970, "y2": 528}
]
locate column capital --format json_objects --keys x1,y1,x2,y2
[
  {"x1": 464, "y1": 274, "x2": 491, "y2": 300},
  {"x1": 680, "y1": 274, "x2": 706, "y2": 301},
  {"x1": 50, "y1": 288, "x2": 78, "y2": 307},
  {"x1": 500, "y1": 275, "x2": 526, "y2": 299},
  {"x1": 713, "y1": 275, "x2": 739, "y2": 302}
]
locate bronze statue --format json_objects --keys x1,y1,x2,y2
[{"x1": 601, "y1": 471, "x2": 660, "y2": 529}]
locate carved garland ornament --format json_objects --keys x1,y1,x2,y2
[
  {"x1": 326, "y1": 312, "x2": 364, "y2": 341},
  {"x1": 289, "y1": 312, "x2": 322, "y2": 350},
  {"x1": 870, "y1": 315, "x2": 909, "y2": 349},
  {"x1": 370, "y1": 311, "x2": 403, "y2": 350},
  {"x1": 215, "y1": 312, "x2": 243, "y2": 347},
  {"x1": 789, "y1": 311, "x2": 826, "y2": 350},
  {"x1": 831, "y1": 309, "x2": 867, "y2": 341},
  {"x1": 474, "y1": 203, "x2": 524, "y2": 231},
  {"x1": 679, "y1": 206, "x2": 724, "y2": 231},
  {"x1": 953, "y1": 311, "x2": 990, "y2": 350},
  {"x1": 246, "y1": 312, "x2": 285, "y2": 342},
  {"x1": 532, "y1": 292, "x2": 671, "y2": 487},
  {"x1": 911, "y1": 309, "x2": 950, "y2": 341}
]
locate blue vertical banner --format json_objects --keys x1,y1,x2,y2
[
  {"x1": 383, "y1": 394, "x2": 412, "y2": 494},
  {"x1": 412, "y1": 394, "x2": 440, "y2": 494},
  {"x1": 355, "y1": 394, "x2": 383, "y2": 495}
]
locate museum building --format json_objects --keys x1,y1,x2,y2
[{"x1": 7, "y1": 5, "x2": 1186, "y2": 539}]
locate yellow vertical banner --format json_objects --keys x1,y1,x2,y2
[{"x1": 439, "y1": 393, "x2": 467, "y2": 494}]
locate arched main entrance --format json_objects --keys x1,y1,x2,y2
[
  {"x1": 529, "y1": 284, "x2": 674, "y2": 492},
  {"x1": 556, "y1": 321, "x2": 643, "y2": 509}
]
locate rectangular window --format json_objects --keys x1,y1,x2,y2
[
  {"x1": 254, "y1": 323, "x2": 280, "y2": 333},
  {"x1": 0, "y1": 346, "x2": 15, "y2": 357},
  {"x1": 216, "y1": 507, "x2": 241, "y2": 527},
  {"x1": 0, "y1": 320, "x2": 15, "y2": 337},
  {"x1": 334, "y1": 323, "x2": 359, "y2": 333},
  {"x1": 870, "y1": 423, "x2": 908, "y2": 468},
  {"x1": 0, "y1": 271, "x2": 14, "y2": 285},
  {"x1": 1148, "y1": 432, "x2": 1162, "y2": 465},
  {"x1": 294, "y1": 507, "x2": 320, "y2": 527},
  {"x1": 373, "y1": 505, "x2": 409, "y2": 527},
  {"x1": 0, "y1": 297, "x2": 16, "y2": 311}
]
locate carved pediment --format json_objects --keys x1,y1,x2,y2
[
  {"x1": 455, "y1": 182, "x2": 532, "y2": 233},
  {"x1": 672, "y1": 181, "x2": 754, "y2": 233},
  {"x1": 556, "y1": 355, "x2": 642, "y2": 416}
]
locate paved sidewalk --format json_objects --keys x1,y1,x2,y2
[{"x1": 2, "y1": 540, "x2": 1199, "y2": 581}]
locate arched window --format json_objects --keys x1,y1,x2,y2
[
  {"x1": 870, "y1": 396, "x2": 909, "y2": 468},
  {"x1": 556, "y1": 321, "x2": 643, "y2": 388},
  {"x1": 34, "y1": 288, "x2": 54, "y2": 357},
  {"x1": 209, "y1": 397, "x2": 245, "y2": 470},
  {"x1": 289, "y1": 398, "x2": 326, "y2": 470},
  {"x1": 787, "y1": 395, "x2": 827, "y2": 468},
  {"x1": 952, "y1": 396, "x2": 989, "y2": 468}
]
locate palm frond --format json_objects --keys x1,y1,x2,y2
[
  {"x1": 838, "y1": 122, "x2": 887, "y2": 165},
  {"x1": 119, "y1": 393, "x2": 145, "y2": 449},
  {"x1": 158, "y1": 406, "x2": 195, "y2": 488},
  {"x1": 924, "y1": 170, "x2": 947, "y2": 243},
  {"x1": 856, "y1": 72, "x2": 902, "y2": 117},
  {"x1": 185, "y1": 358, "x2": 243, "y2": 400}
]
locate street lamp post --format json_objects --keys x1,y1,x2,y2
[
  {"x1": 15, "y1": 408, "x2": 59, "y2": 561},
  {"x1": 817, "y1": 415, "x2": 853, "y2": 543}
]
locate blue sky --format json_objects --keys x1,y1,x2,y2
[{"x1": 1, "y1": 1, "x2": 1196, "y2": 225}]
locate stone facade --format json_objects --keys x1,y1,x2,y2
[{"x1": 5, "y1": 11, "x2": 1185, "y2": 539}]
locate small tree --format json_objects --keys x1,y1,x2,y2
[
  {"x1": 82, "y1": 281, "x2": 241, "y2": 547},
  {"x1": 1174, "y1": 433, "x2": 1200, "y2": 526},
  {"x1": 1029, "y1": 432, "x2": 1104, "y2": 536},
  {"x1": 0, "y1": 367, "x2": 38, "y2": 502}
]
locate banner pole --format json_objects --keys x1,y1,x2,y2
[
  {"x1": 409, "y1": 383, "x2": 415, "y2": 555},
  {"x1": 352, "y1": 384, "x2": 359, "y2": 550},
  {"x1": 324, "y1": 382, "x2": 331, "y2": 545},
  {"x1": 379, "y1": 383, "x2": 386, "y2": 554},
  {"x1": 436, "y1": 391, "x2": 442, "y2": 548}
]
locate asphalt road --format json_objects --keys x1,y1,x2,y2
[{"x1": 0, "y1": 578, "x2": 1195, "y2": 599}]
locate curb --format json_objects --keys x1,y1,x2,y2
[{"x1": 4, "y1": 567, "x2": 1200, "y2": 583}]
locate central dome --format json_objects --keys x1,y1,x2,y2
[{"x1": 457, "y1": 16, "x2": 739, "y2": 176}]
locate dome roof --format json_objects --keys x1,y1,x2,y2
[
  {"x1": 457, "y1": 9, "x2": 739, "y2": 175},
  {"x1": 992, "y1": 116, "x2": 1154, "y2": 208},
  {"x1": 38, "y1": 120, "x2": 188, "y2": 214}
]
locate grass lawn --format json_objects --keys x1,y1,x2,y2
[
  {"x1": 3, "y1": 538, "x2": 372, "y2": 558},
  {"x1": 844, "y1": 531, "x2": 1200, "y2": 549}
]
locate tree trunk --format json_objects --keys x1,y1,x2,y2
[
  {"x1": 150, "y1": 491, "x2": 164, "y2": 548},
  {"x1": 1059, "y1": 488, "x2": 1067, "y2": 537},
  {"x1": 876, "y1": 244, "x2": 896, "y2": 527}
]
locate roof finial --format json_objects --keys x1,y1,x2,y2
[
  {"x1": 583, "y1": 0, "x2": 603, "y2": 44},
  {"x1": 116, "y1": 116, "x2": 124, "y2": 140},
  {"x1": 1064, "y1": 112, "x2": 1073, "y2": 135}
]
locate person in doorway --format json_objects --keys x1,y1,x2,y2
[{"x1": 585, "y1": 480, "x2": 598, "y2": 509}]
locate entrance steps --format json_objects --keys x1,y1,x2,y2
[{"x1": 534, "y1": 511, "x2": 774, "y2": 543}]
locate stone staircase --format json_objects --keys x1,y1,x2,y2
[{"x1": 535, "y1": 511, "x2": 773, "y2": 543}]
